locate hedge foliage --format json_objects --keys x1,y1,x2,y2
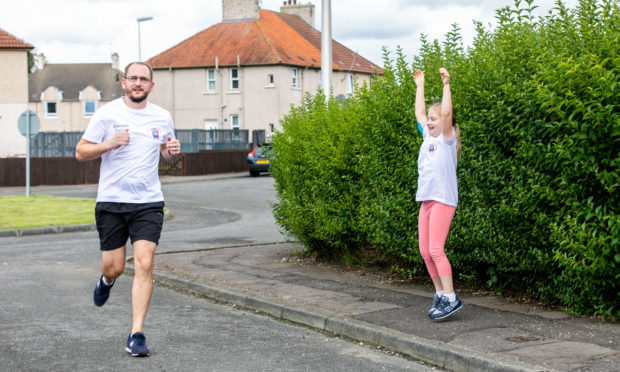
[{"x1": 271, "y1": 0, "x2": 619, "y2": 318}]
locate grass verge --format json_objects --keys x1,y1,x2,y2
[{"x1": 0, "y1": 194, "x2": 95, "y2": 230}]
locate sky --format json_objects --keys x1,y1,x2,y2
[{"x1": 1, "y1": 0, "x2": 579, "y2": 69}]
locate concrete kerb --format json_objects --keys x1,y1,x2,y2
[
  {"x1": 0, "y1": 224, "x2": 97, "y2": 237},
  {"x1": 0, "y1": 210, "x2": 172, "y2": 238},
  {"x1": 126, "y1": 264, "x2": 544, "y2": 372}
]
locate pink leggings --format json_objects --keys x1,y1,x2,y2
[{"x1": 418, "y1": 200, "x2": 456, "y2": 278}]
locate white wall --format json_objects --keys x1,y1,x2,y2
[
  {"x1": 0, "y1": 104, "x2": 28, "y2": 157},
  {"x1": 149, "y1": 64, "x2": 374, "y2": 141},
  {"x1": 0, "y1": 50, "x2": 29, "y2": 157}
]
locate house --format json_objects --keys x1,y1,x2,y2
[
  {"x1": 27, "y1": 54, "x2": 125, "y2": 133},
  {"x1": 0, "y1": 28, "x2": 34, "y2": 157},
  {"x1": 147, "y1": 0, "x2": 382, "y2": 143}
]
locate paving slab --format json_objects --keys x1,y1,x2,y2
[{"x1": 144, "y1": 243, "x2": 619, "y2": 372}]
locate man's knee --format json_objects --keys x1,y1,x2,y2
[
  {"x1": 102, "y1": 247, "x2": 126, "y2": 278},
  {"x1": 132, "y1": 240, "x2": 156, "y2": 274}
]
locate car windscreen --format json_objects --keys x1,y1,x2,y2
[{"x1": 255, "y1": 146, "x2": 271, "y2": 157}]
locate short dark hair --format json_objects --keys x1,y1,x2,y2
[{"x1": 124, "y1": 62, "x2": 153, "y2": 81}]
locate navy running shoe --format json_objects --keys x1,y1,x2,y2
[
  {"x1": 93, "y1": 275, "x2": 114, "y2": 307},
  {"x1": 428, "y1": 293, "x2": 442, "y2": 318},
  {"x1": 430, "y1": 295, "x2": 463, "y2": 320},
  {"x1": 126, "y1": 332, "x2": 150, "y2": 357}
]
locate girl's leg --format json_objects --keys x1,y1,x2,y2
[
  {"x1": 427, "y1": 201, "x2": 456, "y2": 294},
  {"x1": 419, "y1": 201, "x2": 443, "y2": 292}
]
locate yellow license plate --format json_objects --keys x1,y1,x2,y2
[{"x1": 256, "y1": 160, "x2": 269, "y2": 164}]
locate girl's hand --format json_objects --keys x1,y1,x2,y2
[
  {"x1": 439, "y1": 68, "x2": 450, "y2": 85},
  {"x1": 414, "y1": 69, "x2": 424, "y2": 86}
]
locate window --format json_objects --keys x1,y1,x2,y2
[
  {"x1": 291, "y1": 68, "x2": 298, "y2": 88},
  {"x1": 269, "y1": 123, "x2": 275, "y2": 136},
  {"x1": 268, "y1": 74, "x2": 274, "y2": 85},
  {"x1": 206, "y1": 69, "x2": 216, "y2": 92},
  {"x1": 230, "y1": 114, "x2": 239, "y2": 129},
  {"x1": 45, "y1": 101, "x2": 58, "y2": 118},
  {"x1": 346, "y1": 73, "x2": 355, "y2": 94},
  {"x1": 230, "y1": 68, "x2": 239, "y2": 90},
  {"x1": 83, "y1": 101, "x2": 96, "y2": 117}
]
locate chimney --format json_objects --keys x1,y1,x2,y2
[
  {"x1": 35, "y1": 53, "x2": 47, "y2": 71},
  {"x1": 280, "y1": 0, "x2": 315, "y2": 28},
  {"x1": 222, "y1": 0, "x2": 260, "y2": 22},
  {"x1": 111, "y1": 53, "x2": 119, "y2": 70}
]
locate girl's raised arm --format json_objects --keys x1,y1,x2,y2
[
  {"x1": 414, "y1": 69, "x2": 428, "y2": 129},
  {"x1": 439, "y1": 68, "x2": 453, "y2": 139}
]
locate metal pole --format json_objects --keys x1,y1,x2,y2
[
  {"x1": 138, "y1": 21, "x2": 142, "y2": 61},
  {"x1": 25, "y1": 111, "x2": 30, "y2": 197},
  {"x1": 137, "y1": 17, "x2": 153, "y2": 61},
  {"x1": 321, "y1": 0, "x2": 332, "y2": 100}
]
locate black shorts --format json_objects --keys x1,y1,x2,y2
[{"x1": 95, "y1": 201, "x2": 165, "y2": 251}]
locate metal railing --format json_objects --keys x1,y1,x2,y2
[{"x1": 29, "y1": 129, "x2": 256, "y2": 157}]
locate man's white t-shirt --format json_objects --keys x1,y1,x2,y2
[
  {"x1": 415, "y1": 126, "x2": 458, "y2": 207},
  {"x1": 82, "y1": 97, "x2": 175, "y2": 203}
]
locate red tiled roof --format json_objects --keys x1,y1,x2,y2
[
  {"x1": 0, "y1": 28, "x2": 34, "y2": 50},
  {"x1": 148, "y1": 10, "x2": 382, "y2": 74}
]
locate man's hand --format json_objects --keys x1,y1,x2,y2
[
  {"x1": 107, "y1": 129, "x2": 130, "y2": 150},
  {"x1": 165, "y1": 137, "x2": 181, "y2": 157}
]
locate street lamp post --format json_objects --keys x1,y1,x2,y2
[
  {"x1": 137, "y1": 16, "x2": 153, "y2": 61},
  {"x1": 321, "y1": 0, "x2": 332, "y2": 100}
]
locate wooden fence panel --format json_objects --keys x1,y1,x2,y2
[{"x1": 0, "y1": 150, "x2": 249, "y2": 186}]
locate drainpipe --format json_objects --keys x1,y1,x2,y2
[{"x1": 217, "y1": 56, "x2": 223, "y2": 128}]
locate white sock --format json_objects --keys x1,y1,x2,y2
[
  {"x1": 435, "y1": 291, "x2": 444, "y2": 298},
  {"x1": 102, "y1": 276, "x2": 115, "y2": 286},
  {"x1": 445, "y1": 292, "x2": 456, "y2": 302}
]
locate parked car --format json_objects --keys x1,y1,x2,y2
[{"x1": 247, "y1": 144, "x2": 272, "y2": 177}]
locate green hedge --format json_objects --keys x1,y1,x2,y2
[{"x1": 271, "y1": 0, "x2": 619, "y2": 318}]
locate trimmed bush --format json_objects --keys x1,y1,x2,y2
[{"x1": 271, "y1": 0, "x2": 619, "y2": 318}]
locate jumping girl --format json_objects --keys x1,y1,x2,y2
[{"x1": 413, "y1": 67, "x2": 463, "y2": 320}]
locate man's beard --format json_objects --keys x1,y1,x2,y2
[{"x1": 126, "y1": 88, "x2": 149, "y2": 103}]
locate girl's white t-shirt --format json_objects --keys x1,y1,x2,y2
[
  {"x1": 415, "y1": 126, "x2": 458, "y2": 207},
  {"x1": 82, "y1": 98, "x2": 175, "y2": 203}
]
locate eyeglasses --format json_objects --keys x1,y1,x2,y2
[{"x1": 125, "y1": 76, "x2": 151, "y2": 84}]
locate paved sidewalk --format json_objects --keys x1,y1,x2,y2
[{"x1": 124, "y1": 242, "x2": 618, "y2": 372}]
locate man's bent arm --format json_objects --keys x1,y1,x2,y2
[
  {"x1": 76, "y1": 139, "x2": 111, "y2": 162},
  {"x1": 75, "y1": 129, "x2": 129, "y2": 162}
]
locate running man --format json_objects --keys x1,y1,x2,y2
[{"x1": 76, "y1": 61, "x2": 181, "y2": 357}]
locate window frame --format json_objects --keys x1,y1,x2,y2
[
  {"x1": 206, "y1": 69, "x2": 216, "y2": 92},
  {"x1": 230, "y1": 68, "x2": 239, "y2": 91},
  {"x1": 346, "y1": 73, "x2": 355, "y2": 95},
  {"x1": 291, "y1": 68, "x2": 298, "y2": 88},
  {"x1": 230, "y1": 114, "x2": 240, "y2": 130},
  {"x1": 45, "y1": 101, "x2": 58, "y2": 118},
  {"x1": 83, "y1": 100, "x2": 96, "y2": 118}
]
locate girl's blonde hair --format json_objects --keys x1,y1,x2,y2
[{"x1": 429, "y1": 103, "x2": 461, "y2": 155}]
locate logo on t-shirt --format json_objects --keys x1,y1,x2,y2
[
  {"x1": 151, "y1": 128, "x2": 159, "y2": 140},
  {"x1": 428, "y1": 143, "x2": 438, "y2": 153},
  {"x1": 114, "y1": 123, "x2": 130, "y2": 133}
]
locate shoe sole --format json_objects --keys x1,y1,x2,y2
[
  {"x1": 125, "y1": 347, "x2": 149, "y2": 357},
  {"x1": 93, "y1": 294, "x2": 109, "y2": 307},
  {"x1": 430, "y1": 303, "x2": 463, "y2": 320}
]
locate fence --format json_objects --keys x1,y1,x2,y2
[
  {"x1": 31, "y1": 132, "x2": 83, "y2": 157},
  {"x1": 0, "y1": 150, "x2": 250, "y2": 187},
  {"x1": 175, "y1": 129, "x2": 251, "y2": 152},
  {"x1": 28, "y1": 129, "x2": 258, "y2": 157}
]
